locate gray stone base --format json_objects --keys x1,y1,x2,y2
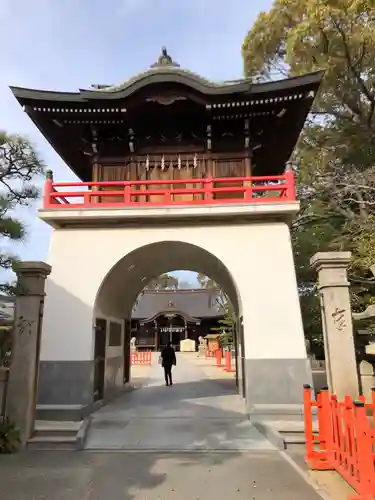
[
  {"x1": 38, "y1": 361, "x2": 95, "y2": 406},
  {"x1": 244, "y1": 358, "x2": 313, "y2": 419},
  {"x1": 37, "y1": 360, "x2": 133, "y2": 421}
]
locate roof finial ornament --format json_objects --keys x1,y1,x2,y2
[{"x1": 150, "y1": 47, "x2": 180, "y2": 68}]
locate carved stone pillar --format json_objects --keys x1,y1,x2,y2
[
  {"x1": 6, "y1": 261, "x2": 51, "y2": 445},
  {"x1": 310, "y1": 252, "x2": 359, "y2": 399}
]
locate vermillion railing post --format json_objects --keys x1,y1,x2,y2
[
  {"x1": 370, "y1": 387, "x2": 375, "y2": 421},
  {"x1": 164, "y1": 189, "x2": 172, "y2": 203},
  {"x1": 124, "y1": 183, "x2": 131, "y2": 205},
  {"x1": 318, "y1": 387, "x2": 330, "y2": 452},
  {"x1": 43, "y1": 170, "x2": 54, "y2": 208},
  {"x1": 216, "y1": 349, "x2": 222, "y2": 367},
  {"x1": 284, "y1": 164, "x2": 296, "y2": 201},
  {"x1": 224, "y1": 351, "x2": 232, "y2": 372},
  {"x1": 244, "y1": 178, "x2": 253, "y2": 201},
  {"x1": 205, "y1": 176, "x2": 213, "y2": 203},
  {"x1": 353, "y1": 400, "x2": 375, "y2": 499},
  {"x1": 320, "y1": 387, "x2": 334, "y2": 465},
  {"x1": 330, "y1": 395, "x2": 341, "y2": 470},
  {"x1": 83, "y1": 192, "x2": 91, "y2": 207}
]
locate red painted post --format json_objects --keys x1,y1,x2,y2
[
  {"x1": 244, "y1": 180, "x2": 253, "y2": 200},
  {"x1": 318, "y1": 388, "x2": 331, "y2": 453},
  {"x1": 83, "y1": 192, "x2": 91, "y2": 207},
  {"x1": 124, "y1": 183, "x2": 131, "y2": 204},
  {"x1": 164, "y1": 190, "x2": 172, "y2": 203},
  {"x1": 353, "y1": 400, "x2": 375, "y2": 499},
  {"x1": 284, "y1": 169, "x2": 296, "y2": 201},
  {"x1": 43, "y1": 170, "x2": 54, "y2": 208},
  {"x1": 223, "y1": 351, "x2": 232, "y2": 372},
  {"x1": 216, "y1": 349, "x2": 222, "y2": 367},
  {"x1": 204, "y1": 176, "x2": 213, "y2": 202}
]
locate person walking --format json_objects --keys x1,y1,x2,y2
[{"x1": 160, "y1": 341, "x2": 176, "y2": 386}]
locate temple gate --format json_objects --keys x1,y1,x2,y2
[{"x1": 10, "y1": 48, "x2": 323, "y2": 421}]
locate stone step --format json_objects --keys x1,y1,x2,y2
[
  {"x1": 36, "y1": 404, "x2": 86, "y2": 422},
  {"x1": 281, "y1": 432, "x2": 306, "y2": 445},
  {"x1": 255, "y1": 419, "x2": 318, "y2": 450},
  {"x1": 33, "y1": 420, "x2": 82, "y2": 438},
  {"x1": 27, "y1": 435, "x2": 78, "y2": 451},
  {"x1": 27, "y1": 419, "x2": 90, "y2": 451},
  {"x1": 269, "y1": 420, "x2": 318, "y2": 433}
]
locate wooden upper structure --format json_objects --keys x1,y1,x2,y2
[{"x1": 10, "y1": 48, "x2": 323, "y2": 192}]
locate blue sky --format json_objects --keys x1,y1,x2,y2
[{"x1": 0, "y1": 0, "x2": 272, "y2": 285}]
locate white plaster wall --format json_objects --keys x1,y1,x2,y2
[{"x1": 40, "y1": 222, "x2": 306, "y2": 362}]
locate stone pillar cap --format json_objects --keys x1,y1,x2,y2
[
  {"x1": 310, "y1": 251, "x2": 351, "y2": 270},
  {"x1": 13, "y1": 261, "x2": 52, "y2": 276}
]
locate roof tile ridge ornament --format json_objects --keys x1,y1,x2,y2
[{"x1": 150, "y1": 47, "x2": 180, "y2": 68}]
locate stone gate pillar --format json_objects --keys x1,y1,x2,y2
[
  {"x1": 6, "y1": 261, "x2": 51, "y2": 445},
  {"x1": 310, "y1": 252, "x2": 359, "y2": 399}
]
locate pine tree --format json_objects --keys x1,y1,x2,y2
[{"x1": 0, "y1": 131, "x2": 44, "y2": 291}]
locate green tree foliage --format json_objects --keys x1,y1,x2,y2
[
  {"x1": 0, "y1": 131, "x2": 44, "y2": 290},
  {"x1": 196, "y1": 274, "x2": 235, "y2": 344},
  {"x1": 211, "y1": 300, "x2": 235, "y2": 347},
  {"x1": 242, "y1": 1, "x2": 375, "y2": 342},
  {"x1": 0, "y1": 328, "x2": 12, "y2": 367},
  {"x1": 0, "y1": 417, "x2": 20, "y2": 453}
]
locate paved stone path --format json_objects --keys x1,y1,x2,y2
[
  {"x1": 85, "y1": 352, "x2": 274, "y2": 451},
  {"x1": 0, "y1": 450, "x2": 323, "y2": 499},
  {"x1": 0, "y1": 353, "x2": 323, "y2": 499}
]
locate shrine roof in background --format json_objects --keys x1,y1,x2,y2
[{"x1": 132, "y1": 289, "x2": 225, "y2": 320}]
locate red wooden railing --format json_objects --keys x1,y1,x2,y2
[
  {"x1": 131, "y1": 351, "x2": 152, "y2": 366},
  {"x1": 304, "y1": 385, "x2": 375, "y2": 499},
  {"x1": 42, "y1": 171, "x2": 296, "y2": 209}
]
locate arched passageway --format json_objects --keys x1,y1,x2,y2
[{"x1": 93, "y1": 241, "x2": 244, "y2": 399}]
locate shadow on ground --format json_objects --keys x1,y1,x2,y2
[{"x1": 0, "y1": 356, "x2": 322, "y2": 499}]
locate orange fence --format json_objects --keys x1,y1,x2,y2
[
  {"x1": 304, "y1": 384, "x2": 375, "y2": 499},
  {"x1": 216, "y1": 349, "x2": 222, "y2": 367},
  {"x1": 213, "y1": 349, "x2": 235, "y2": 374},
  {"x1": 223, "y1": 351, "x2": 233, "y2": 372},
  {"x1": 131, "y1": 351, "x2": 152, "y2": 365}
]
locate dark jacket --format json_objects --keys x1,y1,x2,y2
[{"x1": 161, "y1": 346, "x2": 176, "y2": 367}]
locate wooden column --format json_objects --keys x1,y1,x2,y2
[
  {"x1": 154, "y1": 320, "x2": 158, "y2": 350},
  {"x1": 91, "y1": 157, "x2": 100, "y2": 204},
  {"x1": 243, "y1": 118, "x2": 252, "y2": 200},
  {"x1": 204, "y1": 123, "x2": 213, "y2": 202}
]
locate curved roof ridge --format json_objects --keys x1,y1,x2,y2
[{"x1": 86, "y1": 67, "x2": 235, "y2": 94}]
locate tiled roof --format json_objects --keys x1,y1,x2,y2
[{"x1": 132, "y1": 289, "x2": 224, "y2": 320}]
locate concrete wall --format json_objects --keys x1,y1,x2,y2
[{"x1": 38, "y1": 221, "x2": 311, "y2": 414}]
